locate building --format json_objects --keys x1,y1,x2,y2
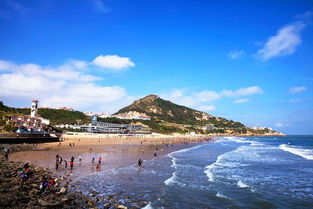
[
  {"x1": 9, "y1": 100, "x2": 50, "y2": 133},
  {"x1": 31, "y1": 100, "x2": 38, "y2": 117},
  {"x1": 250, "y1": 126, "x2": 273, "y2": 131},
  {"x1": 56, "y1": 115, "x2": 151, "y2": 134},
  {"x1": 202, "y1": 124, "x2": 216, "y2": 131}
]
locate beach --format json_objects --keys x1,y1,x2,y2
[{"x1": 10, "y1": 134, "x2": 211, "y2": 180}]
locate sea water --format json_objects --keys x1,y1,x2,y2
[{"x1": 74, "y1": 136, "x2": 313, "y2": 209}]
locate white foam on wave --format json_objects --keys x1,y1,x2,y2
[
  {"x1": 204, "y1": 164, "x2": 215, "y2": 182},
  {"x1": 168, "y1": 144, "x2": 204, "y2": 157},
  {"x1": 164, "y1": 172, "x2": 176, "y2": 185},
  {"x1": 237, "y1": 180, "x2": 250, "y2": 188},
  {"x1": 216, "y1": 192, "x2": 231, "y2": 199},
  {"x1": 141, "y1": 202, "x2": 153, "y2": 209},
  {"x1": 279, "y1": 144, "x2": 313, "y2": 160},
  {"x1": 224, "y1": 136, "x2": 263, "y2": 146},
  {"x1": 204, "y1": 146, "x2": 250, "y2": 183}
]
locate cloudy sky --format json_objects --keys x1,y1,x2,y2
[{"x1": 0, "y1": 0, "x2": 312, "y2": 134}]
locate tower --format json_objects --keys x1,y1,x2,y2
[
  {"x1": 91, "y1": 114, "x2": 97, "y2": 126},
  {"x1": 31, "y1": 100, "x2": 38, "y2": 117}
]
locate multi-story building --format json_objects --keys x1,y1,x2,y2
[{"x1": 9, "y1": 100, "x2": 50, "y2": 133}]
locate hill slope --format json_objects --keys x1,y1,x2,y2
[
  {"x1": 116, "y1": 94, "x2": 244, "y2": 126},
  {"x1": 0, "y1": 101, "x2": 88, "y2": 125},
  {"x1": 115, "y1": 94, "x2": 283, "y2": 135}
]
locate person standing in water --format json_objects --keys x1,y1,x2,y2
[
  {"x1": 92, "y1": 157, "x2": 95, "y2": 163},
  {"x1": 98, "y1": 156, "x2": 102, "y2": 164},
  {"x1": 138, "y1": 159, "x2": 143, "y2": 167}
]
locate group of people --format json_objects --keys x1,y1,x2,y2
[
  {"x1": 39, "y1": 177, "x2": 57, "y2": 193},
  {"x1": 54, "y1": 154, "x2": 104, "y2": 172},
  {"x1": 55, "y1": 154, "x2": 75, "y2": 170},
  {"x1": 19, "y1": 163, "x2": 33, "y2": 185}
]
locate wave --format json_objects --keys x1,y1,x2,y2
[
  {"x1": 204, "y1": 165, "x2": 215, "y2": 182},
  {"x1": 223, "y1": 136, "x2": 263, "y2": 146},
  {"x1": 164, "y1": 172, "x2": 177, "y2": 185},
  {"x1": 216, "y1": 192, "x2": 231, "y2": 199},
  {"x1": 204, "y1": 145, "x2": 250, "y2": 183},
  {"x1": 141, "y1": 202, "x2": 153, "y2": 209},
  {"x1": 237, "y1": 180, "x2": 250, "y2": 188},
  {"x1": 168, "y1": 144, "x2": 205, "y2": 157},
  {"x1": 279, "y1": 144, "x2": 313, "y2": 160}
]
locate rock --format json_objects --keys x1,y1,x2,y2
[
  {"x1": 59, "y1": 187, "x2": 67, "y2": 194},
  {"x1": 103, "y1": 203, "x2": 111, "y2": 209},
  {"x1": 118, "y1": 205, "x2": 128, "y2": 209},
  {"x1": 38, "y1": 199, "x2": 62, "y2": 207}
]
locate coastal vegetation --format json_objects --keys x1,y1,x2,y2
[{"x1": 0, "y1": 99, "x2": 281, "y2": 135}]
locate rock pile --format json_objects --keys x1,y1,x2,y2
[{"x1": 0, "y1": 156, "x2": 96, "y2": 209}]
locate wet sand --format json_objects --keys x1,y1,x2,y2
[{"x1": 10, "y1": 135, "x2": 211, "y2": 180}]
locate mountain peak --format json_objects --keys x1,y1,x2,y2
[{"x1": 116, "y1": 94, "x2": 215, "y2": 124}]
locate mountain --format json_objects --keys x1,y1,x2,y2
[
  {"x1": 116, "y1": 94, "x2": 215, "y2": 124},
  {"x1": 116, "y1": 94, "x2": 246, "y2": 129},
  {"x1": 115, "y1": 94, "x2": 283, "y2": 135}
]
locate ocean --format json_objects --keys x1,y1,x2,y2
[{"x1": 74, "y1": 136, "x2": 313, "y2": 209}]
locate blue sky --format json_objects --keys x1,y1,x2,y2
[{"x1": 0, "y1": 0, "x2": 312, "y2": 134}]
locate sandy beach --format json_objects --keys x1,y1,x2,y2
[{"x1": 10, "y1": 134, "x2": 212, "y2": 180}]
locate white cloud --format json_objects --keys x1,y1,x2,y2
[
  {"x1": 197, "y1": 105, "x2": 216, "y2": 111},
  {"x1": 93, "y1": 0, "x2": 111, "y2": 13},
  {"x1": 67, "y1": 59, "x2": 88, "y2": 70},
  {"x1": 295, "y1": 11, "x2": 312, "y2": 21},
  {"x1": 228, "y1": 50, "x2": 244, "y2": 59},
  {"x1": 92, "y1": 55, "x2": 135, "y2": 70},
  {"x1": 289, "y1": 86, "x2": 306, "y2": 94},
  {"x1": 233, "y1": 98, "x2": 250, "y2": 104},
  {"x1": 0, "y1": 58, "x2": 135, "y2": 113},
  {"x1": 221, "y1": 86, "x2": 263, "y2": 97},
  {"x1": 275, "y1": 123, "x2": 284, "y2": 127},
  {"x1": 256, "y1": 21, "x2": 305, "y2": 61},
  {"x1": 162, "y1": 86, "x2": 263, "y2": 112},
  {"x1": 288, "y1": 99, "x2": 301, "y2": 103}
]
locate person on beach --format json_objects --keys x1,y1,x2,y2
[
  {"x1": 70, "y1": 161, "x2": 74, "y2": 169},
  {"x1": 98, "y1": 156, "x2": 102, "y2": 164},
  {"x1": 64, "y1": 160, "x2": 68, "y2": 168},
  {"x1": 55, "y1": 162, "x2": 59, "y2": 170},
  {"x1": 40, "y1": 177, "x2": 49, "y2": 193},
  {"x1": 71, "y1": 156, "x2": 74, "y2": 162},
  {"x1": 92, "y1": 157, "x2": 95, "y2": 163},
  {"x1": 78, "y1": 155, "x2": 82, "y2": 162},
  {"x1": 49, "y1": 177, "x2": 55, "y2": 187},
  {"x1": 4, "y1": 148, "x2": 9, "y2": 160},
  {"x1": 138, "y1": 159, "x2": 143, "y2": 167},
  {"x1": 96, "y1": 164, "x2": 100, "y2": 171}
]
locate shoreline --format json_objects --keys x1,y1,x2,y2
[{"x1": 5, "y1": 136, "x2": 212, "y2": 208}]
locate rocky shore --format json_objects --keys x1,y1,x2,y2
[
  {"x1": 0, "y1": 144, "x2": 151, "y2": 209},
  {"x1": 0, "y1": 156, "x2": 97, "y2": 208}
]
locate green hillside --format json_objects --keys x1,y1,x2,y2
[{"x1": 0, "y1": 101, "x2": 88, "y2": 125}]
